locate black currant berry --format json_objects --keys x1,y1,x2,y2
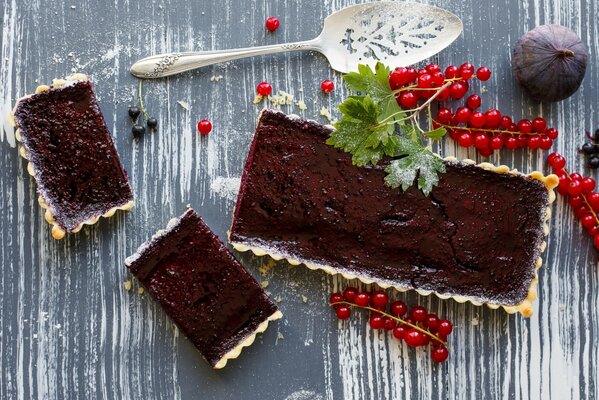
[
  {"x1": 582, "y1": 142, "x2": 595, "y2": 155},
  {"x1": 589, "y1": 156, "x2": 599, "y2": 169},
  {"x1": 128, "y1": 106, "x2": 141, "y2": 120},
  {"x1": 594, "y1": 129, "x2": 599, "y2": 143},
  {"x1": 132, "y1": 125, "x2": 146, "y2": 137},
  {"x1": 147, "y1": 117, "x2": 158, "y2": 130}
]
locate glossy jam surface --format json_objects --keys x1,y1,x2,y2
[
  {"x1": 13, "y1": 81, "x2": 133, "y2": 231},
  {"x1": 126, "y1": 209, "x2": 278, "y2": 367},
  {"x1": 230, "y1": 110, "x2": 549, "y2": 305}
]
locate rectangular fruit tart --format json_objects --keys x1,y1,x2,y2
[
  {"x1": 229, "y1": 109, "x2": 559, "y2": 317},
  {"x1": 125, "y1": 208, "x2": 282, "y2": 368},
  {"x1": 10, "y1": 74, "x2": 134, "y2": 239}
]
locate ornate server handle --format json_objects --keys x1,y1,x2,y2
[{"x1": 130, "y1": 39, "x2": 321, "y2": 79}]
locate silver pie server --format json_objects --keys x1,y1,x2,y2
[{"x1": 130, "y1": 2, "x2": 463, "y2": 78}]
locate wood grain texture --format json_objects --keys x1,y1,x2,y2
[{"x1": 1, "y1": 0, "x2": 598, "y2": 399}]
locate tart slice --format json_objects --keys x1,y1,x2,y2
[
  {"x1": 229, "y1": 110, "x2": 559, "y2": 317},
  {"x1": 11, "y1": 74, "x2": 134, "y2": 239},
  {"x1": 125, "y1": 209, "x2": 282, "y2": 368}
]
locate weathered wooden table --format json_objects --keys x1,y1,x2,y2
[{"x1": 1, "y1": 0, "x2": 597, "y2": 399}]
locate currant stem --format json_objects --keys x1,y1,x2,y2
[
  {"x1": 137, "y1": 80, "x2": 149, "y2": 122},
  {"x1": 563, "y1": 168, "x2": 599, "y2": 225},
  {"x1": 332, "y1": 301, "x2": 449, "y2": 348},
  {"x1": 390, "y1": 75, "x2": 479, "y2": 96},
  {"x1": 436, "y1": 122, "x2": 546, "y2": 137}
]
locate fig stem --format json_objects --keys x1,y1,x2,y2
[{"x1": 560, "y1": 49, "x2": 575, "y2": 58}]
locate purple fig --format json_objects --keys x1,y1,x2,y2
[{"x1": 512, "y1": 24, "x2": 588, "y2": 102}]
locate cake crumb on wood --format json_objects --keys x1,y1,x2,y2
[
  {"x1": 123, "y1": 281, "x2": 132, "y2": 291},
  {"x1": 261, "y1": 281, "x2": 269, "y2": 288},
  {"x1": 137, "y1": 287, "x2": 144, "y2": 295},
  {"x1": 302, "y1": 295, "x2": 308, "y2": 303}
]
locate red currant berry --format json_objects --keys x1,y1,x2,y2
[
  {"x1": 531, "y1": 117, "x2": 547, "y2": 133},
  {"x1": 466, "y1": 94, "x2": 482, "y2": 110},
  {"x1": 444, "y1": 65, "x2": 459, "y2": 78},
  {"x1": 449, "y1": 81, "x2": 468, "y2": 99},
  {"x1": 265, "y1": 17, "x2": 280, "y2": 31},
  {"x1": 548, "y1": 153, "x2": 566, "y2": 170},
  {"x1": 436, "y1": 87, "x2": 451, "y2": 102},
  {"x1": 431, "y1": 71, "x2": 445, "y2": 87},
  {"x1": 484, "y1": 109, "x2": 502, "y2": 129},
  {"x1": 410, "y1": 306, "x2": 428, "y2": 322},
  {"x1": 431, "y1": 346, "x2": 449, "y2": 363},
  {"x1": 390, "y1": 301, "x2": 408, "y2": 317},
  {"x1": 517, "y1": 119, "x2": 532, "y2": 134},
  {"x1": 474, "y1": 132, "x2": 489, "y2": 149},
  {"x1": 469, "y1": 111, "x2": 486, "y2": 128},
  {"x1": 383, "y1": 317, "x2": 397, "y2": 331},
  {"x1": 569, "y1": 195, "x2": 584, "y2": 208},
  {"x1": 589, "y1": 225, "x2": 599, "y2": 236},
  {"x1": 478, "y1": 147, "x2": 493, "y2": 157},
  {"x1": 582, "y1": 177, "x2": 596, "y2": 192},
  {"x1": 397, "y1": 91, "x2": 418, "y2": 109},
  {"x1": 500, "y1": 116, "x2": 513, "y2": 130},
  {"x1": 527, "y1": 135, "x2": 541, "y2": 150},
  {"x1": 539, "y1": 136, "x2": 553, "y2": 150},
  {"x1": 570, "y1": 173, "x2": 582, "y2": 182},
  {"x1": 343, "y1": 287, "x2": 357, "y2": 302},
  {"x1": 404, "y1": 329, "x2": 427, "y2": 347},
  {"x1": 426, "y1": 63, "x2": 441, "y2": 73},
  {"x1": 516, "y1": 134, "x2": 528, "y2": 148},
  {"x1": 335, "y1": 305, "x2": 351, "y2": 320},
  {"x1": 588, "y1": 192, "x2": 599, "y2": 211},
  {"x1": 581, "y1": 214, "x2": 596, "y2": 229},
  {"x1": 417, "y1": 74, "x2": 433, "y2": 88},
  {"x1": 505, "y1": 135, "x2": 518, "y2": 150},
  {"x1": 389, "y1": 67, "x2": 410, "y2": 89},
  {"x1": 425, "y1": 314, "x2": 440, "y2": 332},
  {"x1": 197, "y1": 119, "x2": 212, "y2": 135},
  {"x1": 455, "y1": 107, "x2": 472, "y2": 123},
  {"x1": 546, "y1": 127, "x2": 559, "y2": 139},
  {"x1": 575, "y1": 206, "x2": 591, "y2": 219},
  {"x1": 490, "y1": 135, "x2": 503, "y2": 150},
  {"x1": 436, "y1": 108, "x2": 453, "y2": 124},
  {"x1": 371, "y1": 290, "x2": 388, "y2": 308},
  {"x1": 354, "y1": 292, "x2": 370, "y2": 307},
  {"x1": 329, "y1": 292, "x2": 344, "y2": 304},
  {"x1": 320, "y1": 79, "x2": 334, "y2": 93},
  {"x1": 392, "y1": 325, "x2": 407, "y2": 340},
  {"x1": 437, "y1": 320, "x2": 453, "y2": 336},
  {"x1": 457, "y1": 132, "x2": 474, "y2": 147},
  {"x1": 369, "y1": 314, "x2": 384, "y2": 330},
  {"x1": 256, "y1": 81, "x2": 273, "y2": 96},
  {"x1": 476, "y1": 66, "x2": 491, "y2": 81},
  {"x1": 459, "y1": 63, "x2": 475, "y2": 79},
  {"x1": 593, "y1": 233, "x2": 599, "y2": 250},
  {"x1": 406, "y1": 67, "x2": 418, "y2": 83},
  {"x1": 568, "y1": 180, "x2": 584, "y2": 196}
]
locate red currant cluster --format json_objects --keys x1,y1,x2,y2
[
  {"x1": 388, "y1": 63, "x2": 558, "y2": 157},
  {"x1": 330, "y1": 287, "x2": 453, "y2": 363},
  {"x1": 390, "y1": 63, "x2": 489, "y2": 109},
  {"x1": 436, "y1": 100, "x2": 557, "y2": 157},
  {"x1": 548, "y1": 152, "x2": 599, "y2": 250}
]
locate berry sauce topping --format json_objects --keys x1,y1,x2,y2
[
  {"x1": 329, "y1": 287, "x2": 453, "y2": 363},
  {"x1": 197, "y1": 119, "x2": 213, "y2": 136},
  {"x1": 387, "y1": 63, "x2": 557, "y2": 156},
  {"x1": 320, "y1": 79, "x2": 335, "y2": 93},
  {"x1": 256, "y1": 81, "x2": 273, "y2": 97},
  {"x1": 265, "y1": 17, "x2": 280, "y2": 32},
  {"x1": 548, "y1": 152, "x2": 599, "y2": 250}
]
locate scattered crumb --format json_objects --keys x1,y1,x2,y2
[
  {"x1": 559, "y1": 304, "x2": 566, "y2": 311},
  {"x1": 33, "y1": 333, "x2": 38, "y2": 339},
  {"x1": 259, "y1": 258, "x2": 277, "y2": 277},
  {"x1": 275, "y1": 295, "x2": 282, "y2": 303},
  {"x1": 137, "y1": 287, "x2": 145, "y2": 295},
  {"x1": 302, "y1": 295, "x2": 308, "y2": 303},
  {"x1": 261, "y1": 281, "x2": 269, "y2": 288},
  {"x1": 123, "y1": 280, "x2": 132, "y2": 291},
  {"x1": 481, "y1": 86, "x2": 488, "y2": 94},
  {"x1": 320, "y1": 106, "x2": 336, "y2": 123},
  {"x1": 276, "y1": 331, "x2": 284, "y2": 344},
  {"x1": 210, "y1": 176, "x2": 241, "y2": 202},
  {"x1": 265, "y1": 291, "x2": 272, "y2": 296},
  {"x1": 253, "y1": 94, "x2": 264, "y2": 104},
  {"x1": 177, "y1": 100, "x2": 190, "y2": 111},
  {"x1": 186, "y1": 203, "x2": 191, "y2": 208},
  {"x1": 471, "y1": 316, "x2": 479, "y2": 326},
  {"x1": 210, "y1": 75, "x2": 224, "y2": 82},
  {"x1": 70, "y1": 5, "x2": 76, "y2": 9},
  {"x1": 269, "y1": 91, "x2": 294, "y2": 107},
  {"x1": 296, "y1": 100, "x2": 307, "y2": 111}
]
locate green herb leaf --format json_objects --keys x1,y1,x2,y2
[
  {"x1": 423, "y1": 127, "x2": 447, "y2": 141},
  {"x1": 384, "y1": 136, "x2": 446, "y2": 195}
]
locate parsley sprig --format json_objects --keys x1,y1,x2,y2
[{"x1": 326, "y1": 62, "x2": 447, "y2": 195}]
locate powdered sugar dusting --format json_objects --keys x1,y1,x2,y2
[{"x1": 210, "y1": 176, "x2": 241, "y2": 202}]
